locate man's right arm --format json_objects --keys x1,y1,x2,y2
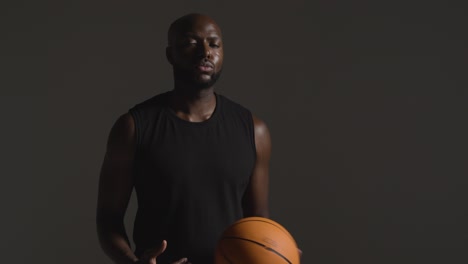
[{"x1": 96, "y1": 113, "x2": 139, "y2": 264}]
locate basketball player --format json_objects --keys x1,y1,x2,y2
[{"x1": 96, "y1": 13, "x2": 271, "y2": 264}]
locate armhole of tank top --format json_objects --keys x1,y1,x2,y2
[
  {"x1": 247, "y1": 110, "x2": 257, "y2": 159},
  {"x1": 128, "y1": 108, "x2": 140, "y2": 158}
]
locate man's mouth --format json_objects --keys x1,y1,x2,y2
[
  {"x1": 195, "y1": 61, "x2": 214, "y2": 72},
  {"x1": 197, "y1": 65, "x2": 213, "y2": 72}
]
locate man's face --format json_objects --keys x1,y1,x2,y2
[{"x1": 167, "y1": 16, "x2": 224, "y2": 89}]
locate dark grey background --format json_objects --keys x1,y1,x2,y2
[{"x1": 1, "y1": 0, "x2": 467, "y2": 263}]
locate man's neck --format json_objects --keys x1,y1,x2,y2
[{"x1": 169, "y1": 86, "x2": 217, "y2": 122}]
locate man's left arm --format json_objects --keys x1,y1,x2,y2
[
  {"x1": 242, "y1": 115, "x2": 271, "y2": 218},
  {"x1": 242, "y1": 114, "x2": 303, "y2": 259}
]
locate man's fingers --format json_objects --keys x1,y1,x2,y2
[
  {"x1": 172, "y1": 257, "x2": 188, "y2": 264},
  {"x1": 146, "y1": 240, "x2": 168, "y2": 257},
  {"x1": 142, "y1": 241, "x2": 189, "y2": 264},
  {"x1": 159, "y1": 240, "x2": 168, "y2": 254}
]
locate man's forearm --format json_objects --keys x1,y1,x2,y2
[{"x1": 97, "y1": 220, "x2": 139, "y2": 264}]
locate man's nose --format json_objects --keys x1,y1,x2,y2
[{"x1": 197, "y1": 43, "x2": 211, "y2": 58}]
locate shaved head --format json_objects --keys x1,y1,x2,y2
[{"x1": 167, "y1": 13, "x2": 222, "y2": 46}]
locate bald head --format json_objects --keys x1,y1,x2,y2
[{"x1": 167, "y1": 13, "x2": 222, "y2": 46}]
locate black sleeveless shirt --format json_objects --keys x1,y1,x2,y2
[{"x1": 129, "y1": 91, "x2": 256, "y2": 264}]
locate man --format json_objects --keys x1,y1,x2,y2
[{"x1": 96, "y1": 13, "x2": 271, "y2": 264}]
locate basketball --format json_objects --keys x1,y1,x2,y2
[{"x1": 214, "y1": 217, "x2": 300, "y2": 264}]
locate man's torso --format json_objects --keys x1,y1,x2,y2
[{"x1": 129, "y1": 91, "x2": 256, "y2": 264}]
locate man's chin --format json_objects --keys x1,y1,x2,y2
[
  {"x1": 192, "y1": 72, "x2": 221, "y2": 89},
  {"x1": 174, "y1": 69, "x2": 222, "y2": 90},
  {"x1": 196, "y1": 74, "x2": 213, "y2": 84}
]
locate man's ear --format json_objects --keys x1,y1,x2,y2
[{"x1": 166, "y1": 46, "x2": 174, "y2": 65}]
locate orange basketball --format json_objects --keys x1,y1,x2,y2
[{"x1": 214, "y1": 217, "x2": 300, "y2": 264}]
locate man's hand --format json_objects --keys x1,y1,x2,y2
[{"x1": 137, "y1": 240, "x2": 190, "y2": 264}]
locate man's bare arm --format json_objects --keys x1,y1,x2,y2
[
  {"x1": 242, "y1": 115, "x2": 302, "y2": 258},
  {"x1": 96, "y1": 113, "x2": 139, "y2": 264},
  {"x1": 242, "y1": 115, "x2": 271, "y2": 218}
]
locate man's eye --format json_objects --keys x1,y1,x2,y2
[
  {"x1": 182, "y1": 40, "x2": 197, "y2": 46},
  {"x1": 210, "y1": 43, "x2": 220, "y2": 48}
]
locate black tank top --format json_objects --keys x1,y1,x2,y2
[{"x1": 129, "y1": 91, "x2": 256, "y2": 264}]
